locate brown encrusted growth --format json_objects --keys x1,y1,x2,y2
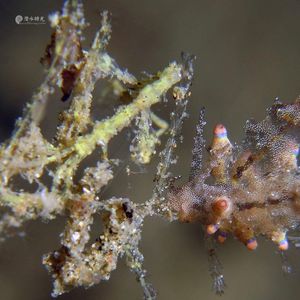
[
  {"x1": 43, "y1": 198, "x2": 143, "y2": 297},
  {"x1": 61, "y1": 64, "x2": 82, "y2": 102},
  {"x1": 0, "y1": 1, "x2": 194, "y2": 299},
  {"x1": 40, "y1": 32, "x2": 56, "y2": 68},
  {"x1": 0, "y1": 123, "x2": 56, "y2": 183}
]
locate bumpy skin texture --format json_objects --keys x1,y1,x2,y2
[{"x1": 168, "y1": 99, "x2": 300, "y2": 251}]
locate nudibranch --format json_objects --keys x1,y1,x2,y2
[{"x1": 167, "y1": 98, "x2": 300, "y2": 251}]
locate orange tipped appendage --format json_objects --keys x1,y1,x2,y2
[
  {"x1": 207, "y1": 197, "x2": 232, "y2": 237},
  {"x1": 212, "y1": 196, "x2": 231, "y2": 217},
  {"x1": 234, "y1": 223, "x2": 257, "y2": 250},
  {"x1": 272, "y1": 231, "x2": 289, "y2": 251},
  {"x1": 213, "y1": 124, "x2": 228, "y2": 139},
  {"x1": 278, "y1": 239, "x2": 289, "y2": 251},
  {"x1": 246, "y1": 238, "x2": 258, "y2": 251},
  {"x1": 211, "y1": 124, "x2": 231, "y2": 149},
  {"x1": 206, "y1": 224, "x2": 219, "y2": 235},
  {"x1": 210, "y1": 124, "x2": 233, "y2": 183}
]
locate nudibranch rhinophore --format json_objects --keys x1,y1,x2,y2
[{"x1": 168, "y1": 98, "x2": 300, "y2": 251}]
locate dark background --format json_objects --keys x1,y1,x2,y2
[{"x1": 0, "y1": 1, "x2": 299, "y2": 299}]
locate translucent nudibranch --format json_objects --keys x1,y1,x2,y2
[{"x1": 167, "y1": 98, "x2": 300, "y2": 252}]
